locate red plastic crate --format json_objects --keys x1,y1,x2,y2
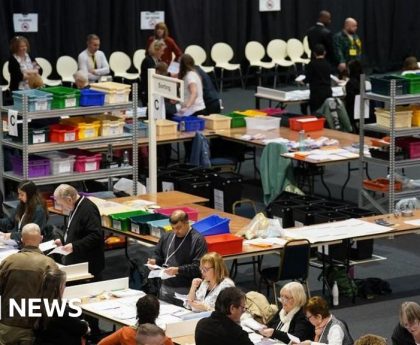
[
  {"x1": 396, "y1": 137, "x2": 420, "y2": 158},
  {"x1": 49, "y1": 124, "x2": 78, "y2": 142},
  {"x1": 66, "y1": 149, "x2": 102, "y2": 172},
  {"x1": 205, "y1": 233, "x2": 243, "y2": 255},
  {"x1": 289, "y1": 116, "x2": 325, "y2": 131},
  {"x1": 155, "y1": 206, "x2": 199, "y2": 221}
]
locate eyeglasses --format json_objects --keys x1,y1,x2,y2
[
  {"x1": 404, "y1": 319, "x2": 420, "y2": 329},
  {"x1": 278, "y1": 295, "x2": 293, "y2": 303},
  {"x1": 200, "y1": 266, "x2": 214, "y2": 273}
]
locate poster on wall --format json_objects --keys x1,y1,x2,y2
[
  {"x1": 13, "y1": 13, "x2": 38, "y2": 32},
  {"x1": 259, "y1": 0, "x2": 281, "y2": 12},
  {"x1": 140, "y1": 11, "x2": 165, "y2": 30}
]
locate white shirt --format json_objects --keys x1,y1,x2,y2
[
  {"x1": 311, "y1": 324, "x2": 345, "y2": 345},
  {"x1": 15, "y1": 53, "x2": 35, "y2": 90},
  {"x1": 182, "y1": 70, "x2": 206, "y2": 115},
  {"x1": 78, "y1": 49, "x2": 110, "y2": 82}
]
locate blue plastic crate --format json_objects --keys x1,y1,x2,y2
[
  {"x1": 79, "y1": 89, "x2": 106, "y2": 106},
  {"x1": 192, "y1": 215, "x2": 230, "y2": 236},
  {"x1": 130, "y1": 213, "x2": 169, "y2": 235},
  {"x1": 124, "y1": 122, "x2": 148, "y2": 138},
  {"x1": 148, "y1": 218, "x2": 171, "y2": 238},
  {"x1": 12, "y1": 89, "x2": 53, "y2": 112},
  {"x1": 172, "y1": 115, "x2": 205, "y2": 132}
]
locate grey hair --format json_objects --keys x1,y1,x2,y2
[
  {"x1": 54, "y1": 184, "x2": 79, "y2": 201},
  {"x1": 21, "y1": 223, "x2": 41, "y2": 236},
  {"x1": 73, "y1": 70, "x2": 88, "y2": 83}
]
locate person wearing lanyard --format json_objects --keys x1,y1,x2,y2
[
  {"x1": 147, "y1": 210, "x2": 207, "y2": 306},
  {"x1": 77, "y1": 34, "x2": 110, "y2": 83},
  {"x1": 53, "y1": 184, "x2": 104, "y2": 280},
  {"x1": 334, "y1": 18, "x2": 362, "y2": 77},
  {"x1": 0, "y1": 180, "x2": 48, "y2": 244}
]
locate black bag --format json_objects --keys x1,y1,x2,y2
[
  {"x1": 355, "y1": 278, "x2": 392, "y2": 299},
  {"x1": 128, "y1": 259, "x2": 160, "y2": 296}
]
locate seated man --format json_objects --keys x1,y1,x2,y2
[
  {"x1": 147, "y1": 210, "x2": 207, "y2": 305},
  {"x1": 78, "y1": 34, "x2": 110, "y2": 83},
  {"x1": 195, "y1": 287, "x2": 253, "y2": 345}
]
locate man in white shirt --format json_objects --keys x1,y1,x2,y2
[{"x1": 78, "y1": 34, "x2": 110, "y2": 82}]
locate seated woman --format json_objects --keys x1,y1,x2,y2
[
  {"x1": 300, "y1": 296, "x2": 353, "y2": 345},
  {"x1": 34, "y1": 268, "x2": 90, "y2": 345},
  {"x1": 0, "y1": 180, "x2": 48, "y2": 242},
  {"x1": 98, "y1": 294, "x2": 173, "y2": 345},
  {"x1": 259, "y1": 282, "x2": 314, "y2": 343},
  {"x1": 392, "y1": 301, "x2": 420, "y2": 345},
  {"x1": 186, "y1": 252, "x2": 234, "y2": 312}
]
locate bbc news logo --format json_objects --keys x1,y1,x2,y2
[{"x1": 0, "y1": 296, "x2": 82, "y2": 318}]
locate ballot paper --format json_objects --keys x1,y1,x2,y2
[
  {"x1": 168, "y1": 61, "x2": 180, "y2": 75},
  {"x1": 111, "y1": 289, "x2": 145, "y2": 298},
  {"x1": 288, "y1": 333, "x2": 301, "y2": 343},
  {"x1": 241, "y1": 317, "x2": 266, "y2": 331},
  {"x1": 148, "y1": 269, "x2": 175, "y2": 280},
  {"x1": 39, "y1": 239, "x2": 57, "y2": 252},
  {"x1": 174, "y1": 292, "x2": 189, "y2": 302},
  {"x1": 48, "y1": 246, "x2": 70, "y2": 256},
  {"x1": 145, "y1": 263, "x2": 162, "y2": 270}
]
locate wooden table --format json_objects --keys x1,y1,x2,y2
[{"x1": 111, "y1": 191, "x2": 209, "y2": 207}]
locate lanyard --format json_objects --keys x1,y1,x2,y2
[
  {"x1": 164, "y1": 228, "x2": 192, "y2": 267},
  {"x1": 18, "y1": 212, "x2": 26, "y2": 230},
  {"x1": 64, "y1": 196, "x2": 84, "y2": 242}
]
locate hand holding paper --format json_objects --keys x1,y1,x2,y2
[{"x1": 48, "y1": 246, "x2": 70, "y2": 256}]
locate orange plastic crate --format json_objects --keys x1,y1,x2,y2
[
  {"x1": 205, "y1": 233, "x2": 243, "y2": 255},
  {"x1": 289, "y1": 116, "x2": 325, "y2": 131},
  {"x1": 363, "y1": 178, "x2": 402, "y2": 192}
]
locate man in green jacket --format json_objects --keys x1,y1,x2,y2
[{"x1": 334, "y1": 18, "x2": 362, "y2": 76}]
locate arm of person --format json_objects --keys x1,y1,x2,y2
[
  {"x1": 307, "y1": 324, "x2": 344, "y2": 345},
  {"x1": 177, "y1": 235, "x2": 207, "y2": 279},
  {"x1": 8, "y1": 56, "x2": 24, "y2": 91},
  {"x1": 78, "y1": 53, "x2": 96, "y2": 81},
  {"x1": 0, "y1": 212, "x2": 15, "y2": 233},
  {"x1": 71, "y1": 206, "x2": 103, "y2": 256},
  {"x1": 167, "y1": 37, "x2": 183, "y2": 61},
  {"x1": 187, "y1": 278, "x2": 203, "y2": 303},
  {"x1": 333, "y1": 34, "x2": 346, "y2": 65},
  {"x1": 97, "y1": 327, "x2": 125, "y2": 345},
  {"x1": 181, "y1": 82, "x2": 198, "y2": 112},
  {"x1": 94, "y1": 51, "x2": 110, "y2": 76},
  {"x1": 152, "y1": 234, "x2": 167, "y2": 266}
]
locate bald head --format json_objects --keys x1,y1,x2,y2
[
  {"x1": 319, "y1": 11, "x2": 331, "y2": 26},
  {"x1": 169, "y1": 210, "x2": 190, "y2": 238},
  {"x1": 344, "y1": 18, "x2": 358, "y2": 34},
  {"x1": 21, "y1": 223, "x2": 43, "y2": 247}
]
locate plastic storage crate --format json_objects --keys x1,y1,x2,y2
[
  {"x1": 199, "y1": 114, "x2": 231, "y2": 130},
  {"x1": 363, "y1": 178, "x2": 402, "y2": 192},
  {"x1": 402, "y1": 74, "x2": 420, "y2": 94},
  {"x1": 245, "y1": 116, "x2": 280, "y2": 130},
  {"x1": 261, "y1": 108, "x2": 285, "y2": 117},
  {"x1": 79, "y1": 89, "x2": 106, "y2": 106},
  {"x1": 109, "y1": 210, "x2": 149, "y2": 231},
  {"x1": 60, "y1": 117, "x2": 101, "y2": 140},
  {"x1": 130, "y1": 213, "x2": 169, "y2": 235},
  {"x1": 43, "y1": 86, "x2": 80, "y2": 109},
  {"x1": 205, "y1": 234, "x2": 243, "y2": 255},
  {"x1": 396, "y1": 137, "x2": 420, "y2": 158},
  {"x1": 234, "y1": 110, "x2": 267, "y2": 117},
  {"x1": 370, "y1": 75, "x2": 409, "y2": 96},
  {"x1": 49, "y1": 124, "x2": 78, "y2": 142},
  {"x1": 289, "y1": 116, "x2": 325, "y2": 131},
  {"x1": 10, "y1": 154, "x2": 50, "y2": 177},
  {"x1": 156, "y1": 119, "x2": 178, "y2": 136},
  {"x1": 225, "y1": 113, "x2": 247, "y2": 128},
  {"x1": 375, "y1": 107, "x2": 412, "y2": 128},
  {"x1": 210, "y1": 172, "x2": 243, "y2": 213},
  {"x1": 172, "y1": 115, "x2": 205, "y2": 132},
  {"x1": 12, "y1": 89, "x2": 53, "y2": 112},
  {"x1": 148, "y1": 218, "x2": 172, "y2": 238},
  {"x1": 89, "y1": 115, "x2": 125, "y2": 136},
  {"x1": 38, "y1": 151, "x2": 76, "y2": 175},
  {"x1": 12, "y1": 125, "x2": 50, "y2": 144},
  {"x1": 412, "y1": 109, "x2": 420, "y2": 126},
  {"x1": 67, "y1": 149, "x2": 102, "y2": 172},
  {"x1": 192, "y1": 214, "x2": 230, "y2": 236},
  {"x1": 155, "y1": 206, "x2": 199, "y2": 221},
  {"x1": 124, "y1": 121, "x2": 148, "y2": 138},
  {"x1": 90, "y1": 82, "x2": 131, "y2": 104}
]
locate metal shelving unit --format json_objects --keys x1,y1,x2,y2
[
  {"x1": 358, "y1": 75, "x2": 420, "y2": 214},
  {"x1": 0, "y1": 84, "x2": 139, "y2": 195}
]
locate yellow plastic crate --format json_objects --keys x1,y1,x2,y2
[
  {"x1": 412, "y1": 110, "x2": 420, "y2": 126},
  {"x1": 234, "y1": 109, "x2": 267, "y2": 117},
  {"x1": 375, "y1": 107, "x2": 412, "y2": 129},
  {"x1": 199, "y1": 114, "x2": 231, "y2": 130},
  {"x1": 89, "y1": 115, "x2": 126, "y2": 136},
  {"x1": 90, "y1": 82, "x2": 131, "y2": 104},
  {"x1": 60, "y1": 117, "x2": 101, "y2": 140},
  {"x1": 156, "y1": 119, "x2": 178, "y2": 136}
]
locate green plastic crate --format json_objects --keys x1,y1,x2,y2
[
  {"x1": 402, "y1": 74, "x2": 420, "y2": 94},
  {"x1": 43, "y1": 86, "x2": 81, "y2": 109},
  {"x1": 226, "y1": 112, "x2": 246, "y2": 128},
  {"x1": 109, "y1": 210, "x2": 150, "y2": 231}
]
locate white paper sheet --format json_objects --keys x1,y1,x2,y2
[
  {"x1": 288, "y1": 333, "x2": 301, "y2": 343},
  {"x1": 148, "y1": 269, "x2": 175, "y2": 280},
  {"x1": 39, "y1": 240, "x2": 57, "y2": 252},
  {"x1": 112, "y1": 289, "x2": 145, "y2": 298},
  {"x1": 48, "y1": 246, "x2": 70, "y2": 256},
  {"x1": 404, "y1": 219, "x2": 420, "y2": 226},
  {"x1": 168, "y1": 61, "x2": 180, "y2": 75}
]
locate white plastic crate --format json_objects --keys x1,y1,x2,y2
[
  {"x1": 156, "y1": 119, "x2": 178, "y2": 136},
  {"x1": 38, "y1": 151, "x2": 76, "y2": 175},
  {"x1": 90, "y1": 82, "x2": 131, "y2": 104},
  {"x1": 375, "y1": 107, "x2": 413, "y2": 128},
  {"x1": 89, "y1": 115, "x2": 125, "y2": 136},
  {"x1": 245, "y1": 116, "x2": 280, "y2": 130},
  {"x1": 199, "y1": 114, "x2": 232, "y2": 130}
]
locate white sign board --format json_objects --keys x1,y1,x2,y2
[
  {"x1": 8, "y1": 109, "x2": 19, "y2": 137},
  {"x1": 140, "y1": 11, "x2": 165, "y2": 30},
  {"x1": 152, "y1": 74, "x2": 184, "y2": 102},
  {"x1": 152, "y1": 95, "x2": 166, "y2": 120},
  {"x1": 259, "y1": 0, "x2": 281, "y2": 12},
  {"x1": 13, "y1": 13, "x2": 38, "y2": 32}
]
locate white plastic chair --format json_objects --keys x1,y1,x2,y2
[
  {"x1": 133, "y1": 49, "x2": 146, "y2": 73},
  {"x1": 266, "y1": 39, "x2": 295, "y2": 86},
  {"x1": 303, "y1": 36, "x2": 311, "y2": 58},
  {"x1": 109, "y1": 51, "x2": 139, "y2": 82},
  {"x1": 211, "y1": 42, "x2": 244, "y2": 91},
  {"x1": 287, "y1": 38, "x2": 310, "y2": 66},
  {"x1": 185, "y1": 45, "x2": 215, "y2": 74},
  {"x1": 56, "y1": 56, "x2": 78, "y2": 84},
  {"x1": 35, "y1": 57, "x2": 61, "y2": 86},
  {"x1": 244, "y1": 41, "x2": 275, "y2": 87},
  {"x1": 1, "y1": 61, "x2": 10, "y2": 92}
]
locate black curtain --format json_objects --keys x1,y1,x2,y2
[{"x1": 1, "y1": 0, "x2": 420, "y2": 79}]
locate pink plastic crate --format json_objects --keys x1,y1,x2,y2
[
  {"x1": 155, "y1": 206, "x2": 199, "y2": 221},
  {"x1": 396, "y1": 137, "x2": 420, "y2": 158},
  {"x1": 261, "y1": 108, "x2": 285, "y2": 117},
  {"x1": 10, "y1": 155, "x2": 50, "y2": 177},
  {"x1": 66, "y1": 149, "x2": 102, "y2": 172}
]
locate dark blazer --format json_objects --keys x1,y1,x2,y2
[
  {"x1": 270, "y1": 308, "x2": 315, "y2": 344},
  {"x1": 195, "y1": 311, "x2": 253, "y2": 345},
  {"x1": 305, "y1": 58, "x2": 332, "y2": 113},
  {"x1": 61, "y1": 196, "x2": 104, "y2": 277},
  {"x1": 8, "y1": 53, "x2": 41, "y2": 92},
  {"x1": 307, "y1": 23, "x2": 336, "y2": 68},
  {"x1": 139, "y1": 55, "x2": 157, "y2": 106},
  {"x1": 392, "y1": 323, "x2": 415, "y2": 345}
]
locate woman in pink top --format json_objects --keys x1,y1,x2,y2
[{"x1": 146, "y1": 22, "x2": 182, "y2": 65}]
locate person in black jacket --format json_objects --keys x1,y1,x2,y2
[
  {"x1": 34, "y1": 268, "x2": 89, "y2": 345},
  {"x1": 392, "y1": 301, "x2": 420, "y2": 345},
  {"x1": 53, "y1": 184, "x2": 104, "y2": 279},
  {"x1": 307, "y1": 10, "x2": 336, "y2": 70},
  {"x1": 345, "y1": 59, "x2": 363, "y2": 133},
  {"x1": 305, "y1": 44, "x2": 332, "y2": 113},
  {"x1": 259, "y1": 282, "x2": 314, "y2": 343},
  {"x1": 195, "y1": 287, "x2": 253, "y2": 345}
]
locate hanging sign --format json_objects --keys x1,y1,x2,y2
[
  {"x1": 13, "y1": 13, "x2": 38, "y2": 32},
  {"x1": 8, "y1": 109, "x2": 19, "y2": 137},
  {"x1": 259, "y1": 0, "x2": 281, "y2": 12},
  {"x1": 140, "y1": 11, "x2": 165, "y2": 30}
]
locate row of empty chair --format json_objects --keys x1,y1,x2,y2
[{"x1": 1, "y1": 37, "x2": 310, "y2": 92}]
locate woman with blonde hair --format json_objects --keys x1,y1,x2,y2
[
  {"x1": 146, "y1": 22, "x2": 182, "y2": 65},
  {"x1": 259, "y1": 282, "x2": 314, "y2": 343},
  {"x1": 392, "y1": 301, "x2": 420, "y2": 345},
  {"x1": 186, "y1": 252, "x2": 234, "y2": 312}
]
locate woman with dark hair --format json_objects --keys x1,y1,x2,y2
[
  {"x1": 8, "y1": 35, "x2": 42, "y2": 92},
  {"x1": 0, "y1": 180, "x2": 48, "y2": 241},
  {"x1": 33, "y1": 268, "x2": 90, "y2": 345},
  {"x1": 146, "y1": 22, "x2": 182, "y2": 65},
  {"x1": 97, "y1": 294, "x2": 174, "y2": 345},
  {"x1": 178, "y1": 54, "x2": 206, "y2": 116}
]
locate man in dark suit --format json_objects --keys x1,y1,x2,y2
[{"x1": 306, "y1": 10, "x2": 336, "y2": 70}]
